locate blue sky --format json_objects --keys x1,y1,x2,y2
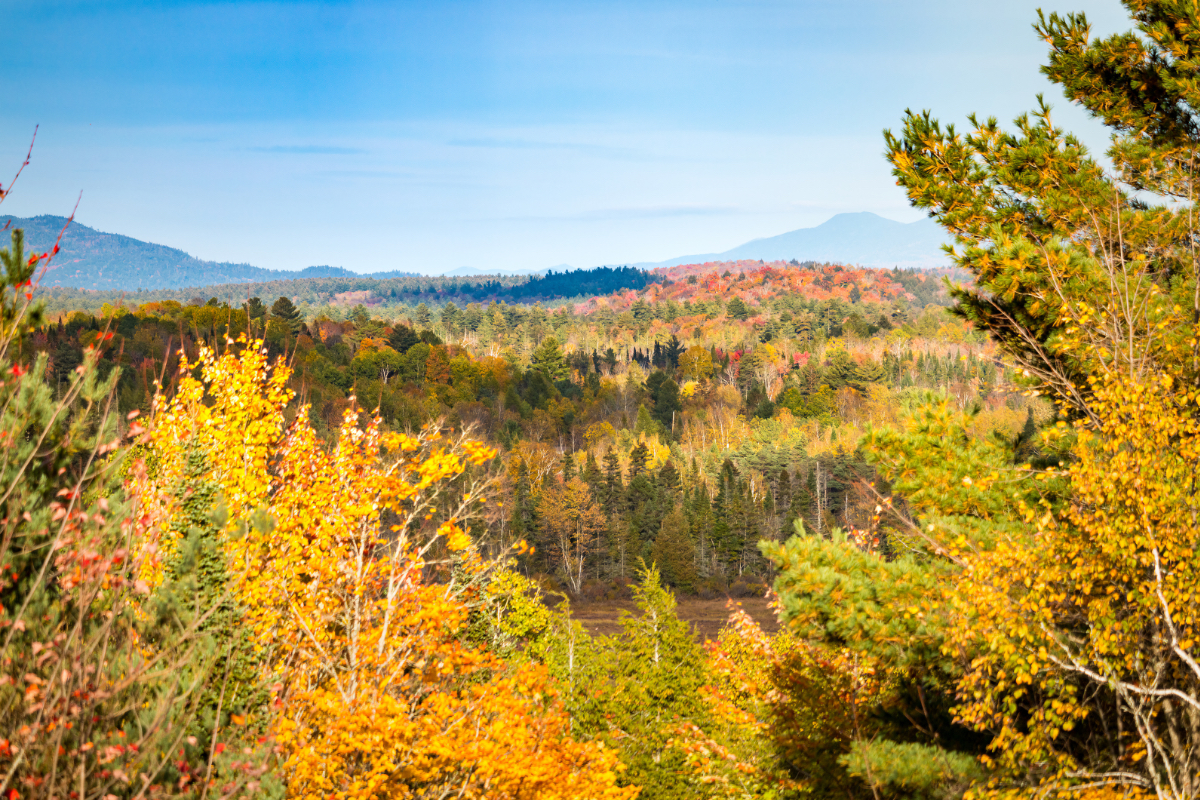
[{"x1": 2, "y1": 0, "x2": 1130, "y2": 274}]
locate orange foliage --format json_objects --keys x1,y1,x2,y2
[{"x1": 143, "y1": 338, "x2": 636, "y2": 800}]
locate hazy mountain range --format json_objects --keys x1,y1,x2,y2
[
  {"x1": 3, "y1": 215, "x2": 414, "y2": 292},
  {"x1": 632, "y1": 212, "x2": 951, "y2": 270},
  {"x1": 5, "y1": 211, "x2": 949, "y2": 292}
]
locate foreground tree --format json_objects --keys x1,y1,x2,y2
[
  {"x1": 142, "y1": 339, "x2": 635, "y2": 799},
  {"x1": 771, "y1": 3, "x2": 1200, "y2": 799},
  {"x1": 0, "y1": 208, "x2": 266, "y2": 794}
]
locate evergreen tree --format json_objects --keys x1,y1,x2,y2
[
  {"x1": 582, "y1": 450, "x2": 603, "y2": 496},
  {"x1": 650, "y1": 507, "x2": 697, "y2": 592},
  {"x1": 531, "y1": 336, "x2": 569, "y2": 381},
  {"x1": 602, "y1": 447, "x2": 625, "y2": 518},
  {"x1": 387, "y1": 322, "x2": 420, "y2": 353},
  {"x1": 663, "y1": 334, "x2": 684, "y2": 369},
  {"x1": 628, "y1": 441, "x2": 651, "y2": 480},
  {"x1": 270, "y1": 295, "x2": 304, "y2": 333},
  {"x1": 657, "y1": 460, "x2": 681, "y2": 495},
  {"x1": 631, "y1": 299, "x2": 652, "y2": 324},
  {"x1": 603, "y1": 347, "x2": 618, "y2": 374},
  {"x1": 650, "y1": 374, "x2": 681, "y2": 431},
  {"x1": 414, "y1": 301, "x2": 432, "y2": 329},
  {"x1": 440, "y1": 301, "x2": 462, "y2": 335},
  {"x1": 633, "y1": 404, "x2": 657, "y2": 437},
  {"x1": 825, "y1": 348, "x2": 857, "y2": 390},
  {"x1": 245, "y1": 296, "x2": 266, "y2": 321},
  {"x1": 597, "y1": 565, "x2": 709, "y2": 799},
  {"x1": 510, "y1": 459, "x2": 537, "y2": 546},
  {"x1": 727, "y1": 297, "x2": 750, "y2": 321},
  {"x1": 166, "y1": 446, "x2": 268, "y2": 739}
]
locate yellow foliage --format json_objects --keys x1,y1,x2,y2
[
  {"x1": 133, "y1": 336, "x2": 293, "y2": 583},
  {"x1": 140, "y1": 338, "x2": 635, "y2": 800},
  {"x1": 948, "y1": 370, "x2": 1200, "y2": 782}
]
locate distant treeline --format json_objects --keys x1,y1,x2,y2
[{"x1": 34, "y1": 265, "x2": 662, "y2": 316}]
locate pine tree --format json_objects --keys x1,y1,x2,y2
[
  {"x1": 582, "y1": 450, "x2": 603, "y2": 496},
  {"x1": 245, "y1": 296, "x2": 267, "y2": 321},
  {"x1": 414, "y1": 301, "x2": 432, "y2": 329},
  {"x1": 650, "y1": 375, "x2": 681, "y2": 432},
  {"x1": 633, "y1": 405, "x2": 657, "y2": 437},
  {"x1": 270, "y1": 295, "x2": 304, "y2": 333},
  {"x1": 657, "y1": 460, "x2": 680, "y2": 495},
  {"x1": 531, "y1": 336, "x2": 569, "y2": 381},
  {"x1": 602, "y1": 447, "x2": 625, "y2": 518},
  {"x1": 664, "y1": 334, "x2": 684, "y2": 369},
  {"x1": 650, "y1": 507, "x2": 696, "y2": 592},
  {"x1": 628, "y1": 440, "x2": 651, "y2": 479},
  {"x1": 727, "y1": 297, "x2": 750, "y2": 321},
  {"x1": 597, "y1": 565, "x2": 709, "y2": 799}
]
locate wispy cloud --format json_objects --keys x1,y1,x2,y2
[
  {"x1": 447, "y1": 136, "x2": 637, "y2": 158},
  {"x1": 248, "y1": 145, "x2": 366, "y2": 155},
  {"x1": 502, "y1": 205, "x2": 742, "y2": 222}
]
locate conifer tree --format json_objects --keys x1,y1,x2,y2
[
  {"x1": 628, "y1": 440, "x2": 651, "y2": 479},
  {"x1": 595, "y1": 565, "x2": 709, "y2": 799},
  {"x1": 601, "y1": 447, "x2": 625, "y2": 518},
  {"x1": 531, "y1": 335, "x2": 569, "y2": 381},
  {"x1": 657, "y1": 460, "x2": 681, "y2": 495},
  {"x1": 165, "y1": 446, "x2": 268, "y2": 739},
  {"x1": 582, "y1": 450, "x2": 603, "y2": 495},
  {"x1": 650, "y1": 507, "x2": 696, "y2": 591},
  {"x1": 414, "y1": 301, "x2": 432, "y2": 329},
  {"x1": 270, "y1": 295, "x2": 304, "y2": 333},
  {"x1": 245, "y1": 295, "x2": 266, "y2": 321},
  {"x1": 771, "y1": 4, "x2": 1200, "y2": 798},
  {"x1": 727, "y1": 297, "x2": 750, "y2": 321}
]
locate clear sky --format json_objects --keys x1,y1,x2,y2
[{"x1": 2, "y1": 0, "x2": 1131, "y2": 275}]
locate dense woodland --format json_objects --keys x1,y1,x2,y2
[
  {"x1": 21, "y1": 258, "x2": 1018, "y2": 598},
  {"x1": 33, "y1": 264, "x2": 664, "y2": 316},
  {"x1": 7, "y1": 3, "x2": 1200, "y2": 799}
]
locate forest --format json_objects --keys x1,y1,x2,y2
[
  {"x1": 24, "y1": 256, "x2": 1000, "y2": 597},
  {"x1": 32, "y1": 264, "x2": 664, "y2": 317},
  {"x1": 5, "y1": 2, "x2": 1200, "y2": 799}
]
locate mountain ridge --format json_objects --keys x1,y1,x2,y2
[
  {"x1": 5, "y1": 210, "x2": 950, "y2": 293},
  {"x1": 631, "y1": 212, "x2": 951, "y2": 270},
  {"x1": 4, "y1": 215, "x2": 417, "y2": 291}
]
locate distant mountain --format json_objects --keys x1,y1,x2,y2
[
  {"x1": 6, "y1": 210, "x2": 948, "y2": 294},
  {"x1": 3, "y1": 215, "x2": 417, "y2": 291},
  {"x1": 637, "y1": 212, "x2": 952, "y2": 270}
]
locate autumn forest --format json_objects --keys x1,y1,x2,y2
[{"x1": 6, "y1": 2, "x2": 1200, "y2": 799}]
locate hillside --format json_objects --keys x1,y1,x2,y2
[
  {"x1": 35, "y1": 265, "x2": 662, "y2": 317},
  {"x1": 639, "y1": 212, "x2": 951, "y2": 269},
  {"x1": 6, "y1": 215, "x2": 410, "y2": 290}
]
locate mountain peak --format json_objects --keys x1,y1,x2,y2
[{"x1": 642, "y1": 212, "x2": 948, "y2": 270}]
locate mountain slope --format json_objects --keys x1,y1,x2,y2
[
  {"x1": 4, "y1": 215, "x2": 408, "y2": 291},
  {"x1": 640, "y1": 212, "x2": 951, "y2": 269}
]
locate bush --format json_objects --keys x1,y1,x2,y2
[{"x1": 729, "y1": 577, "x2": 767, "y2": 598}]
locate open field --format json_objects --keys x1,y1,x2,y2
[{"x1": 569, "y1": 596, "x2": 780, "y2": 642}]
